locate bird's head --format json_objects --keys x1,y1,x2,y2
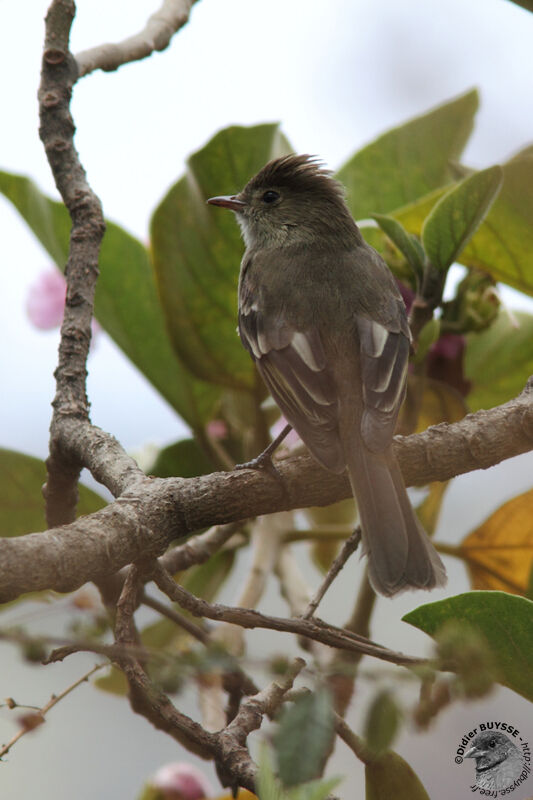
[
  {"x1": 207, "y1": 154, "x2": 360, "y2": 249},
  {"x1": 465, "y1": 731, "x2": 521, "y2": 772}
]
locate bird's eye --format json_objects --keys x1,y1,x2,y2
[
  {"x1": 262, "y1": 190, "x2": 280, "y2": 204},
  {"x1": 489, "y1": 739, "x2": 496, "y2": 748}
]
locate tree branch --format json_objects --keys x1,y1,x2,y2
[
  {"x1": 75, "y1": 0, "x2": 199, "y2": 77},
  {"x1": 302, "y1": 527, "x2": 361, "y2": 619},
  {"x1": 38, "y1": 0, "x2": 199, "y2": 524},
  {"x1": 1, "y1": 378, "x2": 533, "y2": 603},
  {"x1": 39, "y1": 0, "x2": 105, "y2": 527},
  {"x1": 151, "y1": 563, "x2": 422, "y2": 666}
]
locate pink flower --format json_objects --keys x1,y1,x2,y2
[
  {"x1": 26, "y1": 269, "x2": 66, "y2": 329},
  {"x1": 26, "y1": 268, "x2": 101, "y2": 343},
  {"x1": 206, "y1": 419, "x2": 228, "y2": 440},
  {"x1": 151, "y1": 762, "x2": 213, "y2": 800}
]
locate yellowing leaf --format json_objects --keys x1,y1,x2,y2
[
  {"x1": 305, "y1": 499, "x2": 356, "y2": 572},
  {"x1": 459, "y1": 488, "x2": 533, "y2": 595},
  {"x1": 365, "y1": 751, "x2": 430, "y2": 800},
  {"x1": 417, "y1": 482, "x2": 449, "y2": 537},
  {"x1": 311, "y1": 538, "x2": 341, "y2": 573},
  {"x1": 399, "y1": 375, "x2": 467, "y2": 437},
  {"x1": 400, "y1": 377, "x2": 465, "y2": 534}
]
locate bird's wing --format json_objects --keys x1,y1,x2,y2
[
  {"x1": 238, "y1": 299, "x2": 345, "y2": 473},
  {"x1": 356, "y1": 315, "x2": 410, "y2": 453}
]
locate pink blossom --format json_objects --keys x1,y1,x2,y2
[
  {"x1": 206, "y1": 419, "x2": 228, "y2": 440},
  {"x1": 26, "y1": 269, "x2": 66, "y2": 329},
  {"x1": 26, "y1": 268, "x2": 101, "y2": 343},
  {"x1": 429, "y1": 332, "x2": 464, "y2": 360},
  {"x1": 151, "y1": 762, "x2": 213, "y2": 800}
]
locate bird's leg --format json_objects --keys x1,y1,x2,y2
[{"x1": 234, "y1": 423, "x2": 293, "y2": 486}]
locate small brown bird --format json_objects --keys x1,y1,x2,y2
[
  {"x1": 466, "y1": 731, "x2": 525, "y2": 791},
  {"x1": 208, "y1": 154, "x2": 446, "y2": 596}
]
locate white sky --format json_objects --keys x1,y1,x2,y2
[
  {"x1": 1, "y1": 2, "x2": 533, "y2": 798},
  {"x1": 2, "y1": 0, "x2": 533, "y2": 460}
]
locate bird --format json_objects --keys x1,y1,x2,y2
[
  {"x1": 207, "y1": 154, "x2": 446, "y2": 596},
  {"x1": 465, "y1": 731, "x2": 525, "y2": 791}
]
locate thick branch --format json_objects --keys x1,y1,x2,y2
[
  {"x1": 75, "y1": 0, "x2": 199, "y2": 77},
  {"x1": 1, "y1": 379, "x2": 533, "y2": 603},
  {"x1": 39, "y1": 1, "x2": 106, "y2": 526}
]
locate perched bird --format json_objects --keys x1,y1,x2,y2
[
  {"x1": 207, "y1": 154, "x2": 446, "y2": 596},
  {"x1": 466, "y1": 731, "x2": 524, "y2": 791}
]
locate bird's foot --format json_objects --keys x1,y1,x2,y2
[{"x1": 234, "y1": 448, "x2": 289, "y2": 502}]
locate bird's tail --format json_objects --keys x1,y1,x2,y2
[{"x1": 346, "y1": 442, "x2": 446, "y2": 597}]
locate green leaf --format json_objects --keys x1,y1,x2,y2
[
  {"x1": 403, "y1": 591, "x2": 533, "y2": 702},
  {"x1": 148, "y1": 438, "x2": 215, "y2": 479},
  {"x1": 150, "y1": 123, "x2": 292, "y2": 391},
  {"x1": 274, "y1": 690, "x2": 335, "y2": 788},
  {"x1": 460, "y1": 155, "x2": 533, "y2": 295},
  {"x1": 94, "y1": 666, "x2": 128, "y2": 697},
  {"x1": 372, "y1": 215, "x2": 425, "y2": 279},
  {"x1": 394, "y1": 156, "x2": 533, "y2": 296},
  {"x1": 527, "y1": 565, "x2": 533, "y2": 601},
  {"x1": 412, "y1": 318, "x2": 441, "y2": 365},
  {"x1": 465, "y1": 311, "x2": 533, "y2": 410},
  {"x1": 0, "y1": 448, "x2": 106, "y2": 538},
  {"x1": 179, "y1": 549, "x2": 236, "y2": 597},
  {"x1": 421, "y1": 166, "x2": 503, "y2": 272},
  {"x1": 257, "y1": 746, "x2": 283, "y2": 800},
  {"x1": 364, "y1": 690, "x2": 401, "y2": 756},
  {"x1": 0, "y1": 170, "x2": 219, "y2": 428},
  {"x1": 287, "y1": 777, "x2": 342, "y2": 800},
  {"x1": 257, "y1": 745, "x2": 341, "y2": 800},
  {"x1": 506, "y1": 0, "x2": 533, "y2": 12},
  {"x1": 365, "y1": 751, "x2": 430, "y2": 800},
  {"x1": 337, "y1": 90, "x2": 478, "y2": 219}
]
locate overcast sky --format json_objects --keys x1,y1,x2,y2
[
  {"x1": 2, "y1": 0, "x2": 533, "y2": 461},
  {"x1": 1, "y1": 2, "x2": 533, "y2": 798}
]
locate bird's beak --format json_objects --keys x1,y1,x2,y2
[
  {"x1": 465, "y1": 746, "x2": 483, "y2": 759},
  {"x1": 207, "y1": 194, "x2": 246, "y2": 212}
]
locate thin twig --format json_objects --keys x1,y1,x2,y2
[
  {"x1": 160, "y1": 521, "x2": 244, "y2": 575},
  {"x1": 0, "y1": 663, "x2": 105, "y2": 759},
  {"x1": 76, "y1": 0, "x2": 199, "y2": 77},
  {"x1": 303, "y1": 527, "x2": 362, "y2": 619},
  {"x1": 141, "y1": 592, "x2": 260, "y2": 701},
  {"x1": 141, "y1": 591, "x2": 210, "y2": 643},
  {"x1": 151, "y1": 562, "x2": 423, "y2": 667},
  {"x1": 0, "y1": 628, "x2": 146, "y2": 665},
  {"x1": 324, "y1": 568, "x2": 377, "y2": 717},
  {"x1": 334, "y1": 713, "x2": 373, "y2": 765},
  {"x1": 224, "y1": 657, "x2": 305, "y2": 740}
]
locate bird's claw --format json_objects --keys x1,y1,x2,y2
[{"x1": 234, "y1": 452, "x2": 289, "y2": 501}]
